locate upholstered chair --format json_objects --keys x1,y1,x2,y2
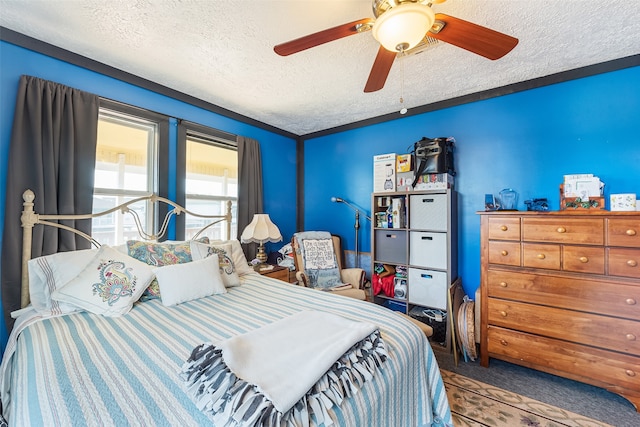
[{"x1": 291, "y1": 233, "x2": 367, "y2": 301}]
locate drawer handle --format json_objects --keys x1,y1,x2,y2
[
  {"x1": 537, "y1": 253, "x2": 546, "y2": 260},
  {"x1": 556, "y1": 227, "x2": 566, "y2": 233},
  {"x1": 627, "y1": 260, "x2": 638, "y2": 267},
  {"x1": 421, "y1": 274, "x2": 433, "y2": 279},
  {"x1": 386, "y1": 234, "x2": 396, "y2": 238},
  {"x1": 579, "y1": 256, "x2": 589, "y2": 263},
  {"x1": 626, "y1": 370, "x2": 636, "y2": 378},
  {"x1": 626, "y1": 298, "x2": 637, "y2": 305},
  {"x1": 500, "y1": 339, "x2": 508, "y2": 346},
  {"x1": 499, "y1": 281, "x2": 508, "y2": 288},
  {"x1": 626, "y1": 229, "x2": 637, "y2": 236},
  {"x1": 626, "y1": 334, "x2": 636, "y2": 341},
  {"x1": 500, "y1": 225, "x2": 508, "y2": 231},
  {"x1": 500, "y1": 311, "x2": 507, "y2": 317},
  {"x1": 501, "y1": 250, "x2": 509, "y2": 256},
  {"x1": 421, "y1": 236, "x2": 433, "y2": 240},
  {"x1": 422, "y1": 198, "x2": 434, "y2": 203}
]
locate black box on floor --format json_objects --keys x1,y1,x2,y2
[{"x1": 409, "y1": 306, "x2": 447, "y2": 345}]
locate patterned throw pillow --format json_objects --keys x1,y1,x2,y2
[
  {"x1": 52, "y1": 245, "x2": 154, "y2": 316},
  {"x1": 295, "y1": 231, "x2": 343, "y2": 290},
  {"x1": 191, "y1": 242, "x2": 242, "y2": 288},
  {"x1": 127, "y1": 239, "x2": 207, "y2": 299},
  {"x1": 207, "y1": 239, "x2": 254, "y2": 276}
]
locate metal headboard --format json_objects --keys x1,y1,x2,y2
[{"x1": 20, "y1": 189, "x2": 232, "y2": 308}]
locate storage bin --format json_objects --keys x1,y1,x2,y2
[
  {"x1": 408, "y1": 268, "x2": 448, "y2": 310},
  {"x1": 383, "y1": 299, "x2": 407, "y2": 313},
  {"x1": 409, "y1": 231, "x2": 448, "y2": 269},
  {"x1": 374, "y1": 230, "x2": 407, "y2": 264},
  {"x1": 409, "y1": 194, "x2": 448, "y2": 231}
]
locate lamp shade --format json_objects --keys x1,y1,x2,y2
[
  {"x1": 372, "y1": 3, "x2": 435, "y2": 52},
  {"x1": 240, "y1": 214, "x2": 282, "y2": 244}
]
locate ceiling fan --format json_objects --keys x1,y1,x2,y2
[{"x1": 274, "y1": 0, "x2": 518, "y2": 93}]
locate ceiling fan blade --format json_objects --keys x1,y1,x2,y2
[
  {"x1": 430, "y1": 13, "x2": 518, "y2": 60},
  {"x1": 274, "y1": 18, "x2": 374, "y2": 56},
  {"x1": 364, "y1": 46, "x2": 397, "y2": 93}
]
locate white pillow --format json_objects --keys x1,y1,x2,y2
[
  {"x1": 190, "y1": 242, "x2": 242, "y2": 287},
  {"x1": 28, "y1": 248, "x2": 97, "y2": 316},
  {"x1": 208, "y1": 239, "x2": 254, "y2": 276},
  {"x1": 52, "y1": 245, "x2": 155, "y2": 316},
  {"x1": 154, "y1": 255, "x2": 226, "y2": 306}
]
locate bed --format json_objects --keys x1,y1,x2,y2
[{"x1": 0, "y1": 190, "x2": 452, "y2": 426}]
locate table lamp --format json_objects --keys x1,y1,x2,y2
[{"x1": 240, "y1": 213, "x2": 282, "y2": 266}]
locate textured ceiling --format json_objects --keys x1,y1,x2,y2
[{"x1": 1, "y1": 0, "x2": 639, "y2": 136}]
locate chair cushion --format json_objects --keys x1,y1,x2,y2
[
  {"x1": 294, "y1": 231, "x2": 344, "y2": 290},
  {"x1": 330, "y1": 288, "x2": 367, "y2": 301}
]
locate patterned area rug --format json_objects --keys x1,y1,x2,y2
[{"x1": 441, "y1": 370, "x2": 613, "y2": 427}]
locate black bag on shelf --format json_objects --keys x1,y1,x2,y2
[
  {"x1": 411, "y1": 137, "x2": 456, "y2": 187},
  {"x1": 409, "y1": 306, "x2": 448, "y2": 345}
]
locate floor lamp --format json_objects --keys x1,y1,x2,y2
[{"x1": 331, "y1": 197, "x2": 371, "y2": 268}]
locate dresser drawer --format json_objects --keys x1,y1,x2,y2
[
  {"x1": 488, "y1": 299, "x2": 640, "y2": 354},
  {"x1": 487, "y1": 327, "x2": 640, "y2": 392},
  {"x1": 522, "y1": 218, "x2": 604, "y2": 245},
  {"x1": 409, "y1": 231, "x2": 447, "y2": 269},
  {"x1": 522, "y1": 243, "x2": 560, "y2": 270},
  {"x1": 488, "y1": 241, "x2": 520, "y2": 266},
  {"x1": 608, "y1": 218, "x2": 640, "y2": 248},
  {"x1": 608, "y1": 248, "x2": 640, "y2": 279},
  {"x1": 487, "y1": 269, "x2": 640, "y2": 321},
  {"x1": 488, "y1": 216, "x2": 520, "y2": 241},
  {"x1": 409, "y1": 194, "x2": 448, "y2": 231},
  {"x1": 563, "y1": 245, "x2": 605, "y2": 274}
]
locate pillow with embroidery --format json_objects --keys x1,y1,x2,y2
[
  {"x1": 191, "y1": 242, "x2": 241, "y2": 288},
  {"x1": 52, "y1": 245, "x2": 154, "y2": 316},
  {"x1": 208, "y1": 239, "x2": 254, "y2": 276},
  {"x1": 297, "y1": 234, "x2": 343, "y2": 289},
  {"x1": 126, "y1": 240, "x2": 197, "y2": 299}
]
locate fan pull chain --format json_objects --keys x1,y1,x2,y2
[{"x1": 399, "y1": 51, "x2": 407, "y2": 115}]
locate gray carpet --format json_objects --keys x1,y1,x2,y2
[{"x1": 434, "y1": 350, "x2": 640, "y2": 427}]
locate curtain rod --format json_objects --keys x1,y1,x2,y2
[{"x1": 100, "y1": 97, "x2": 238, "y2": 142}]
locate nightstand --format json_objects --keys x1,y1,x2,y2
[{"x1": 256, "y1": 265, "x2": 290, "y2": 282}]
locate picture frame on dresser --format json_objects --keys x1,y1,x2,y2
[{"x1": 478, "y1": 210, "x2": 640, "y2": 412}]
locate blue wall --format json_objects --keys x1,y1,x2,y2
[
  {"x1": 304, "y1": 66, "x2": 640, "y2": 298},
  {"x1": 2, "y1": 37, "x2": 639, "y2": 352},
  {"x1": 0, "y1": 40, "x2": 297, "y2": 350}
]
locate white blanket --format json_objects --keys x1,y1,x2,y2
[
  {"x1": 223, "y1": 310, "x2": 376, "y2": 412},
  {"x1": 181, "y1": 310, "x2": 387, "y2": 426}
]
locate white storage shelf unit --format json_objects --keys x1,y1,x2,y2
[{"x1": 372, "y1": 190, "x2": 458, "y2": 351}]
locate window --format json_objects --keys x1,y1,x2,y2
[
  {"x1": 183, "y1": 127, "x2": 238, "y2": 241},
  {"x1": 92, "y1": 102, "x2": 168, "y2": 245},
  {"x1": 91, "y1": 102, "x2": 236, "y2": 244}
]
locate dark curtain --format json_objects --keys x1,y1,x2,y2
[
  {"x1": 237, "y1": 136, "x2": 263, "y2": 261},
  {"x1": 1, "y1": 76, "x2": 99, "y2": 332}
]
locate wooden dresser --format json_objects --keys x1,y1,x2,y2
[{"x1": 478, "y1": 211, "x2": 640, "y2": 411}]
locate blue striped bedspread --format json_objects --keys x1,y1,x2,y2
[{"x1": 1, "y1": 273, "x2": 452, "y2": 426}]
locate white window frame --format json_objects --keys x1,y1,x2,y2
[
  {"x1": 92, "y1": 105, "x2": 162, "y2": 245},
  {"x1": 183, "y1": 129, "x2": 238, "y2": 241}
]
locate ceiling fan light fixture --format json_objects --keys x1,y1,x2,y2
[{"x1": 372, "y1": 3, "x2": 435, "y2": 52}]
